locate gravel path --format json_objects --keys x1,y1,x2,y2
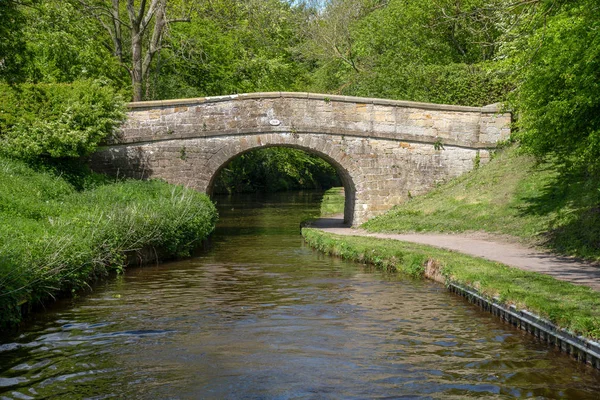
[{"x1": 309, "y1": 216, "x2": 600, "y2": 291}]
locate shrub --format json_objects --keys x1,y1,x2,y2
[
  {"x1": 0, "y1": 80, "x2": 125, "y2": 159},
  {"x1": 512, "y1": 1, "x2": 600, "y2": 175},
  {"x1": 0, "y1": 158, "x2": 218, "y2": 328}
]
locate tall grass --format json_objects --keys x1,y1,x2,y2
[
  {"x1": 363, "y1": 146, "x2": 600, "y2": 261},
  {"x1": 0, "y1": 157, "x2": 217, "y2": 328}
]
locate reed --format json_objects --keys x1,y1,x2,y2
[{"x1": 0, "y1": 157, "x2": 218, "y2": 328}]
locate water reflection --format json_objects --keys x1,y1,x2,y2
[{"x1": 1, "y1": 192, "x2": 599, "y2": 399}]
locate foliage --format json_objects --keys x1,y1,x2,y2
[
  {"x1": 151, "y1": 0, "x2": 310, "y2": 99},
  {"x1": 320, "y1": 187, "x2": 345, "y2": 217},
  {"x1": 301, "y1": 0, "x2": 513, "y2": 106},
  {"x1": 363, "y1": 145, "x2": 600, "y2": 261},
  {"x1": 20, "y1": 1, "x2": 128, "y2": 88},
  {"x1": 0, "y1": 0, "x2": 28, "y2": 83},
  {"x1": 510, "y1": 0, "x2": 600, "y2": 174},
  {"x1": 0, "y1": 156, "x2": 218, "y2": 328},
  {"x1": 345, "y1": 62, "x2": 511, "y2": 107},
  {"x1": 302, "y1": 228, "x2": 600, "y2": 339},
  {"x1": 0, "y1": 80, "x2": 125, "y2": 159},
  {"x1": 73, "y1": 0, "x2": 190, "y2": 101},
  {"x1": 213, "y1": 147, "x2": 341, "y2": 194}
]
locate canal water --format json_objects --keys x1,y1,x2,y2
[{"x1": 1, "y1": 192, "x2": 599, "y2": 399}]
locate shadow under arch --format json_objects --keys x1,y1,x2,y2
[{"x1": 206, "y1": 144, "x2": 356, "y2": 226}]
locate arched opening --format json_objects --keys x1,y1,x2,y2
[{"x1": 206, "y1": 144, "x2": 356, "y2": 225}]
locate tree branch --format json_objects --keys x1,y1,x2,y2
[
  {"x1": 167, "y1": 17, "x2": 191, "y2": 24},
  {"x1": 77, "y1": 0, "x2": 131, "y2": 29},
  {"x1": 140, "y1": 0, "x2": 162, "y2": 34}
]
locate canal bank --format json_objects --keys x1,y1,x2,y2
[
  {"x1": 2, "y1": 191, "x2": 600, "y2": 399},
  {"x1": 0, "y1": 157, "x2": 218, "y2": 329},
  {"x1": 301, "y1": 220, "x2": 600, "y2": 369}
]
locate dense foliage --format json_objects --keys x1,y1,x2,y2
[
  {"x1": 153, "y1": 0, "x2": 310, "y2": 98},
  {"x1": 2, "y1": 0, "x2": 598, "y2": 174},
  {"x1": 0, "y1": 157, "x2": 217, "y2": 327},
  {"x1": 213, "y1": 147, "x2": 341, "y2": 193},
  {"x1": 0, "y1": 81, "x2": 125, "y2": 159},
  {"x1": 301, "y1": 0, "x2": 512, "y2": 106},
  {"x1": 21, "y1": 1, "x2": 127, "y2": 88},
  {"x1": 0, "y1": 0, "x2": 27, "y2": 82},
  {"x1": 511, "y1": 0, "x2": 600, "y2": 174}
]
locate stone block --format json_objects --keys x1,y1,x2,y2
[{"x1": 92, "y1": 93, "x2": 510, "y2": 226}]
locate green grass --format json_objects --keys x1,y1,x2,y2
[
  {"x1": 302, "y1": 228, "x2": 600, "y2": 340},
  {"x1": 0, "y1": 157, "x2": 218, "y2": 328},
  {"x1": 320, "y1": 187, "x2": 345, "y2": 216},
  {"x1": 363, "y1": 146, "x2": 600, "y2": 261},
  {"x1": 304, "y1": 149, "x2": 600, "y2": 339}
]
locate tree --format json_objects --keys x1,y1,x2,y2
[
  {"x1": 79, "y1": 0, "x2": 190, "y2": 101},
  {"x1": 511, "y1": 0, "x2": 600, "y2": 174},
  {"x1": 299, "y1": 0, "x2": 378, "y2": 73},
  {"x1": 150, "y1": 0, "x2": 310, "y2": 99},
  {"x1": 0, "y1": 0, "x2": 28, "y2": 82},
  {"x1": 298, "y1": 0, "x2": 514, "y2": 105},
  {"x1": 17, "y1": 1, "x2": 127, "y2": 87}
]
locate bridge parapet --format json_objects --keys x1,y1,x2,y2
[
  {"x1": 108, "y1": 92, "x2": 510, "y2": 149},
  {"x1": 92, "y1": 92, "x2": 511, "y2": 226}
]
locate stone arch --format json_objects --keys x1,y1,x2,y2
[
  {"x1": 89, "y1": 93, "x2": 511, "y2": 226},
  {"x1": 203, "y1": 134, "x2": 357, "y2": 225}
]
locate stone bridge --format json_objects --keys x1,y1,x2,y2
[{"x1": 89, "y1": 92, "x2": 511, "y2": 226}]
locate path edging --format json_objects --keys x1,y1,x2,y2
[
  {"x1": 302, "y1": 225, "x2": 600, "y2": 370},
  {"x1": 448, "y1": 283, "x2": 600, "y2": 369}
]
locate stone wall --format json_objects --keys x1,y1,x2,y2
[{"x1": 90, "y1": 92, "x2": 511, "y2": 226}]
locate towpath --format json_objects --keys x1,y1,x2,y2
[{"x1": 309, "y1": 216, "x2": 600, "y2": 291}]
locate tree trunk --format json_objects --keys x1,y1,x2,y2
[
  {"x1": 80, "y1": 0, "x2": 188, "y2": 101},
  {"x1": 131, "y1": 34, "x2": 143, "y2": 102}
]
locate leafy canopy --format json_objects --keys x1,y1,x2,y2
[
  {"x1": 512, "y1": 0, "x2": 600, "y2": 174},
  {"x1": 0, "y1": 80, "x2": 125, "y2": 159}
]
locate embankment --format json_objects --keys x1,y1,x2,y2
[
  {"x1": 0, "y1": 157, "x2": 218, "y2": 328},
  {"x1": 301, "y1": 227, "x2": 600, "y2": 367},
  {"x1": 363, "y1": 146, "x2": 600, "y2": 262}
]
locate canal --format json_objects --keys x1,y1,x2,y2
[{"x1": 1, "y1": 192, "x2": 599, "y2": 398}]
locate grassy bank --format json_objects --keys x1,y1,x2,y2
[
  {"x1": 302, "y1": 228, "x2": 600, "y2": 339},
  {"x1": 0, "y1": 157, "x2": 218, "y2": 328},
  {"x1": 320, "y1": 187, "x2": 345, "y2": 217},
  {"x1": 363, "y1": 146, "x2": 600, "y2": 261},
  {"x1": 304, "y1": 158, "x2": 600, "y2": 339}
]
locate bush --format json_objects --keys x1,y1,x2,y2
[
  {"x1": 345, "y1": 62, "x2": 511, "y2": 107},
  {"x1": 0, "y1": 80, "x2": 125, "y2": 159},
  {"x1": 512, "y1": 1, "x2": 600, "y2": 175},
  {"x1": 0, "y1": 157, "x2": 218, "y2": 328}
]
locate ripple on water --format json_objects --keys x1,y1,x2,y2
[{"x1": 1, "y1": 192, "x2": 600, "y2": 399}]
